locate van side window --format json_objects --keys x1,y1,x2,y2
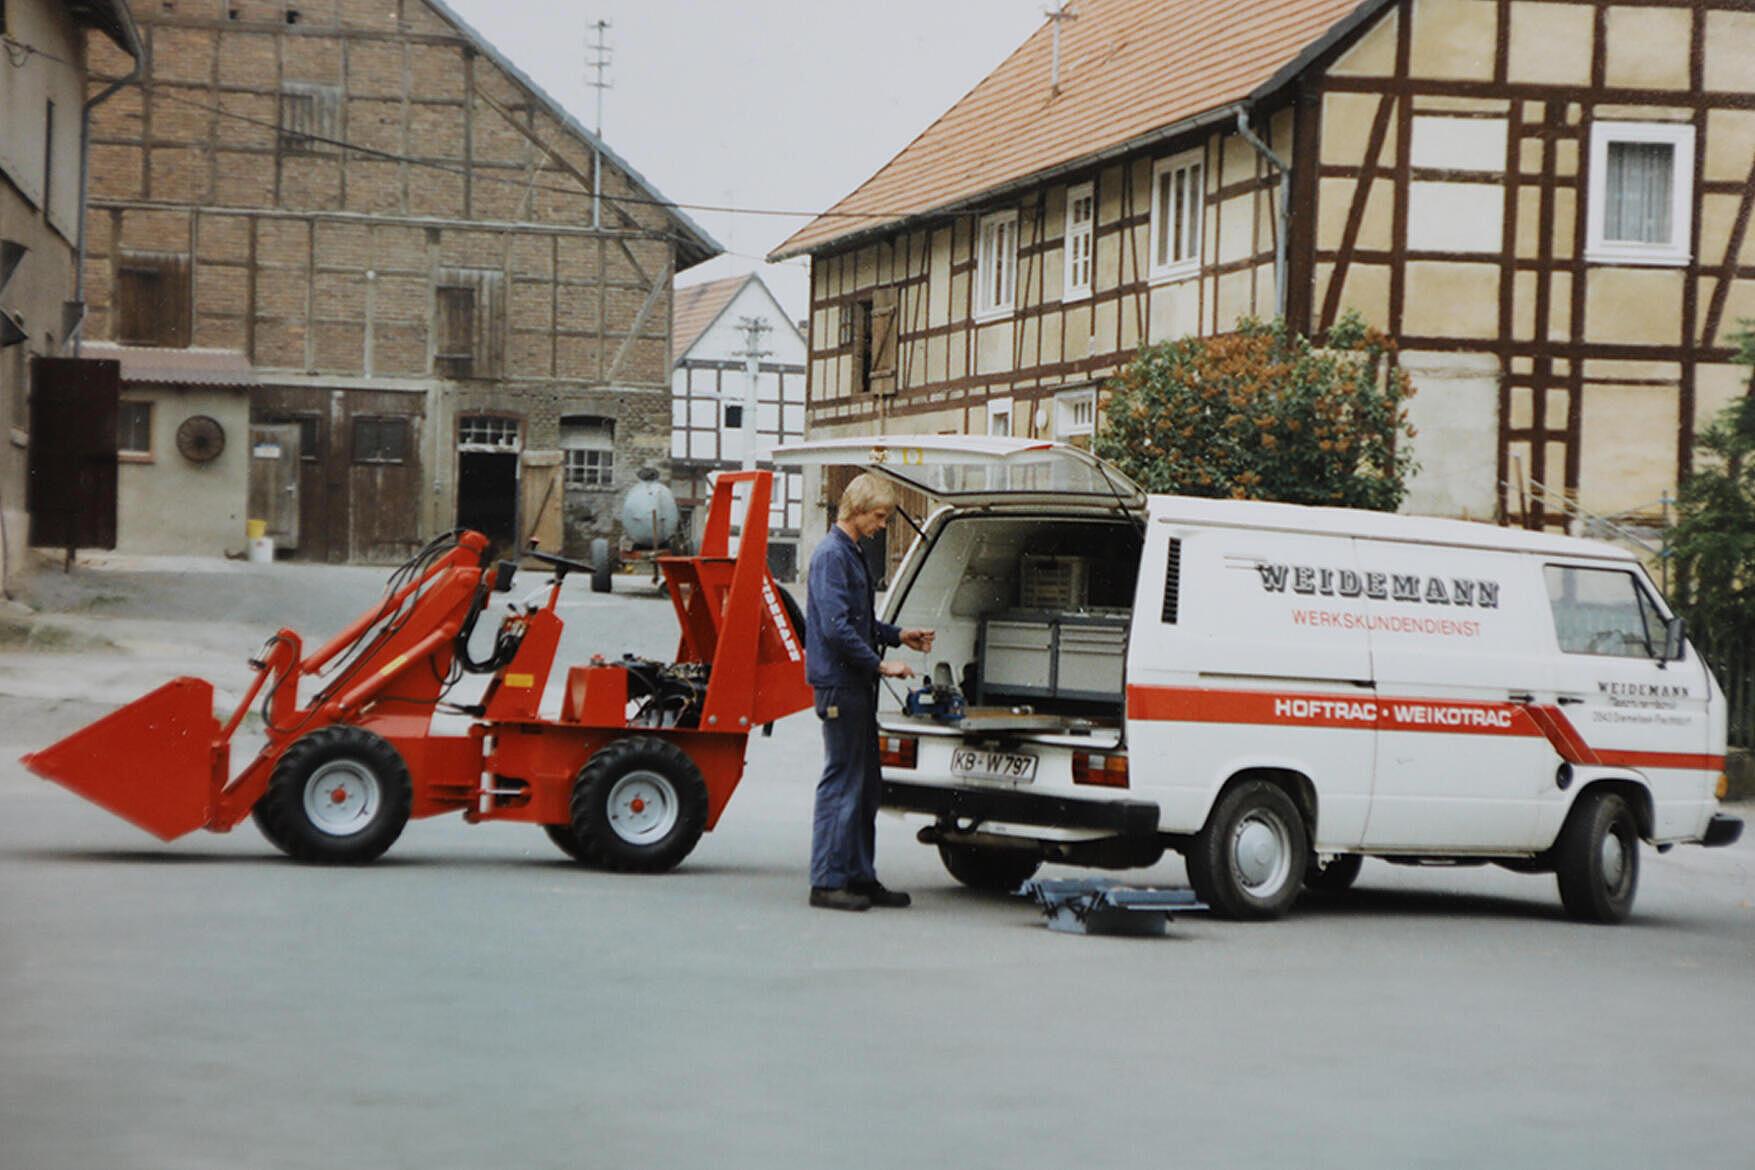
[{"x1": 1544, "y1": 565, "x2": 1666, "y2": 659}]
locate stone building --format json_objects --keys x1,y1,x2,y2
[
  {"x1": 0, "y1": 0, "x2": 142, "y2": 591},
  {"x1": 772, "y1": 0, "x2": 1755, "y2": 550},
  {"x1": 82, "y1": 0, "x2": 718, "y2": 562}
]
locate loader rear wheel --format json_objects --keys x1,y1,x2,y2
[
  {"x1": 257, "y1": 726, "x2": 412, "y2": 865},
  {"x1": 570, "y1": 736, "x2": 708, "y2": 872},
  {"x1": 937, "y1": 843, "x2": 1041, "y2": 894}
]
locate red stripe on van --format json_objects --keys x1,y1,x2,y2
[{"x1": 1125, "y1": 685, "x2": 1724, "y2": 773}]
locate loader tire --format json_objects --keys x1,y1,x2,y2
[
  {"x1": 937, "y1": 843, "x2": 1041, "y2": 894},
  {"x1": 543, "y1": 822, "x2": 590, "y2": 863},
  {"x1": 251, "y1": 803, "x2": 295, "y2": 857},
  {"x1": 590, "y1": 538, "x2": 613, "y2": 594},
  {"x1": 257, "y1": 726, "x2": 412, "y2": 865},
  {"x1": 570, "y1": 736, "x2": 708, "y2": 873}
]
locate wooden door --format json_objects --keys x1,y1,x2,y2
[
  {"x1": 519, "y1": 451, "x2": 563, "y2": 556},
  {"x1": 249, "y1": 424, "x2": 302, "y2": 548}
]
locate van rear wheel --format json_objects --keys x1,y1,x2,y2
[
  {"x1": 937, "y1": 843, "x2": 1041, "y2": 894},
  {"x1": 1186, "y1": 781, "x2": 1308, "y2": 919},
  {"x1": 1554, "y1": 790, "x2": 1639, "y2": 924}
]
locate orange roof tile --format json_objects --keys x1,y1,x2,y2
[
  {"x1": 672, "y1": 274, "x2": 754, "y2": 364},
  {"x1": 771, "y1": 0, "x2": 1377, "y2": 260}
]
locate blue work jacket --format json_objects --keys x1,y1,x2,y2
[{"x1": 805, "y1": 525, "x2": 901, "y2": 688}]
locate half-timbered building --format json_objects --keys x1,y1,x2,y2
[
  {"x1": 81, "y1": 0, "x2": 719, "y2": 562},
  {"x1": 772, "y1": 0, "x2": 1755, "y2": 556},
  {"x1": 669, "y1": 272, "x2": 806, "y2": 576}
]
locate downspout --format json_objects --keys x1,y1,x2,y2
[
  {"x1": 1235, "y1": 106, "x2": 1290, "y2": 323},
  {"x1": 72, "y1": 8, "x2": 145, "y2": 357}
]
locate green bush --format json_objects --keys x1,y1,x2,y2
[{"x1": 1094, "y1": 314, "x2": 1417, "y2": 511}]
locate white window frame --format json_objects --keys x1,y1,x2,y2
[
  {"x1": 1055, "y1": 388, "x2": 1097, "y2": 438},
  {"x1": 1585, "y1": 121, "x2": 1695, "y2": 268},
  {"x1": 975, "y1": 210, "x2": 1019, "y2": 322},
  {"x1": 1149, "y1": 149, "x2": 1205, "y2": 282},
  {"x1": 1063, "y1": 181, "x2": 1095, "y2": 302},
  {"x1": 987, "y1": 396, "x2": 1013, "y2": 437}
]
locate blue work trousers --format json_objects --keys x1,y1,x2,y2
[{"x1": 810, "y1": 681, "x2": 880, "y2": 890}]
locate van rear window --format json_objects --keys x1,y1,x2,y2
[{"x1": 1544, "y1": 565, "x2": 1666, "y2": 658}]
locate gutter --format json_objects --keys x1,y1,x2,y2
[
  {"x1": 71, "y1": 4, "x2": 145, "y2": 356},
  {"x1": 1233, "y1": 105, "x2": 1290, "y2": 321}
]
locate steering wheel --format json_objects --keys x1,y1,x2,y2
[{"x1": 525, "y1": 547, "x2": 593, "y2": 577}]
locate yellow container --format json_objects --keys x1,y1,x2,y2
[{"x1": 246, "y1": 518, "x2": 268, "y2": 541}]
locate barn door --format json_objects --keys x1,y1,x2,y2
[
  {"x1": 249, "y1": 423, "x2": 302, "y2": 549},
  {"x1": 27, "y1": 357, "x2": 119, "y2": 551},
  {"x1": 520, "y1": 450, "x2": 563, "y2": 556}
]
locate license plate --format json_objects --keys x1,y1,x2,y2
[{"x1": 950, "y1": 748, "x2": 1038, "y2": 783}]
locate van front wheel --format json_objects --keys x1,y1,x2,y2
[
  {"x1": 1554, "y1": 790, "x2": 1639, "y2": 924},
  {"x1": 1187, "y1": 781, "x2": 1308, "y2": 919}
]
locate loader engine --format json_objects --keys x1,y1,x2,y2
[{"x1": 620, "y1": 656, "x2": 710, "y2": 729}]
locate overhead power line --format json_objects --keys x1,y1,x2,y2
[{"x1": 130, "y1": 86, "x2": 916, "y2": 226}]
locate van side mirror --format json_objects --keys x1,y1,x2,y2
[{"x1": 1662, "y1": 615, "x2": 1686, "y2": 662}]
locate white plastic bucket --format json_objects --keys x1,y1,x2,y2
[{"x1": 248, "y1": 536, "x2": 275, "y2": 564}]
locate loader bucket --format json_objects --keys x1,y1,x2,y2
[{"x1": 20, "y1": 677, "x2": 221, "y2": 842}]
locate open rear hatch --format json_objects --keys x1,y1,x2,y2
[{"x1": 768, "y1": 435, "x2": 1145, "y2": 515}]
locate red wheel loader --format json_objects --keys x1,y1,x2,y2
[{"x1": 20, "y1": 471, "x2": 812, "y2": 870}]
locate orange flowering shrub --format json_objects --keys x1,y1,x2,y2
[{"x1": 1094, "y1": 313, "x2": 1417, "y2": 511}]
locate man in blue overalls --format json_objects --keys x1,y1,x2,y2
[{"x1": 805, "y1": 473, "x2": 935, "y2": 911}]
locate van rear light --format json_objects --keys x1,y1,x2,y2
[
  {"x1": 879, "y1": 735, "x2": 918, "y2": 769},
  {"x1": 1073, "y1": 751, "x2": 1129, "y2": 788}
]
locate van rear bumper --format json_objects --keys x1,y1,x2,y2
[
  {"x1": 881, "y1": 779, "x2": 1160, "y2": 836},
  {"x1": 1703, "y1": 814, "x2": 1744, "y2": 848}
]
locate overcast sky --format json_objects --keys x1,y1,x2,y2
[{"x1": 445, "y1": 0, "x2": 1051, "y2": 323}]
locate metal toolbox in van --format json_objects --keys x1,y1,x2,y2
[{"x1": 978, "y1": 611, "x2": 1127, "y2": 703}]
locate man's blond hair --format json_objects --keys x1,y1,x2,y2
[{"x1": 837, "y1": 472, "x2": 897, "y2": 522}]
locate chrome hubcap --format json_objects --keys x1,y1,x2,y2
[
  {"x1": 606, "y1": 770, "x2": 679, "y2": 845},
  {"x1": 302, "y1": 760, "x2": 380, "y2": 837},
  {"x1": 1233, "y1": 812, "x2": 1291, "y2": 895}
]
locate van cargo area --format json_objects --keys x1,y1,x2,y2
[{"x1": 882, "y1": 513, "x2": 1141, "y2": 741}]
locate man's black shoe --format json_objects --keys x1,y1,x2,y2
[
  {"x1": 809, "y1": 887, "x2": 872, "y2": 912},
  {"x1": 849, "y1": 880, "x2": 911, "y2": 908}
]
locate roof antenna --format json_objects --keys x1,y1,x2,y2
[
  {"x1": 1046, "y1": 1, "x2": 1077, "y2": 96},
  {"x1": 586, "y1": 18, "x2": 613, "y2": 229}
]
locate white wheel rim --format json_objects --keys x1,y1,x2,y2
[
  {"x1": 302, "y1": 760, "x2": 380, "y2": 838},
  {"x1": 606, "y1": 770, "x2": 679, "y2": 845},
  {"x1": 1601, "y1": 831, "x2": 1628, "y2": 892},
  {"x1": 1233, "y1": 812, "x2": 1292, "y2": 896}
]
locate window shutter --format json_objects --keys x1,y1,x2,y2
[
  {"x1": 434, "y1": 268, "x2": 504, "y2": 378},
  {"x1": 869, "y1": 286, "x2": 898, "y2": 395},
  {"x1": 116, "y1": 251, "x2": 191, "y2": 347},
  {"x1": 280, "y1": 83, "x2": 340, "y2": 154}
]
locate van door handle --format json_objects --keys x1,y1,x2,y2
[
  {"x1": 1507, "y1": 692, "x2": 1535, "y2": 704},
  {"x1": 1556, "y1": 695, "x2": 1585, "y2": 706}
]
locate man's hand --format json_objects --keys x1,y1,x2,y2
[
  {"x1": 900, "y1": 628, "x2": 935, "y2": 652},
  {"x1": 878, "y1": 660, "x2": 916, "y2": 680}
]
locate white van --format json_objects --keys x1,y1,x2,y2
[{"x1": 777, "y1": 436, "x2": 1742, "y2": 923}]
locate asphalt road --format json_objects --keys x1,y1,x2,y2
[{"x1": 2, "y1": 557, "x2": 1752, "y2": 1170}]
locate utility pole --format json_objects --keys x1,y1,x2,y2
[
  {"x1": 586, "y1": 18, "x2": 613, "y2": 230},
  {"x1": 734, "y1": 315, "x2": 772, "y2": 471}
]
